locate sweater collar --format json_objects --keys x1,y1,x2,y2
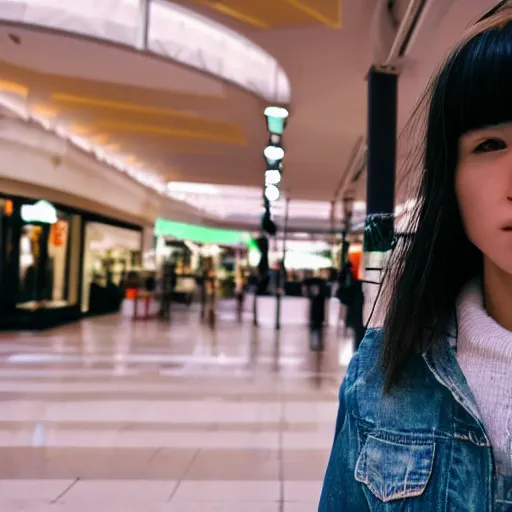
[{"x1": 456, "y1": 279, "x2": 512, "y2": 361}]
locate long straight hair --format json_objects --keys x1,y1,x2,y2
[{"x1": 381, "y1": 9, "x2": 512, "y2": 391}]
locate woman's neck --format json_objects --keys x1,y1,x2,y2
[{"x1": 483, "y1": 259, "x2": 512, "y2": 331}]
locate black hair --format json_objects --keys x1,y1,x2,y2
[{"x1": 381, "y1": 11, "x2": 512, "y2": 391}]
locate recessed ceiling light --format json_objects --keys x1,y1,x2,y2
[
  {"x1": 264, "y1": 106, "x2": 289, "y2": 119},
  {"x1": 265, "y1": 184, "x2": 280, "y2": 202},
  {"x1": 264, "y1": 145, "x2": 284, "y2": 162},
  {"x1": 265, "y1": 169, "x2": 281, "y2": 185}
]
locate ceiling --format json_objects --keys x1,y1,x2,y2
[
  {"x1": 178, "y1": 0, "x2": 343, "y2": 29},
  {"x1": 0, "y1": 0, "x2": 376, "y2": 224},
  {"x1": 0, "y1": 0, "x2": 500, "y2": 229},
  {"x1": 0, "y1": 26, "x2": 271, "y2": 188}
]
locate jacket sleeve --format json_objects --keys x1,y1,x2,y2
[{"x1": 318, "y1": 348, "x2": 368, "y2": 511}]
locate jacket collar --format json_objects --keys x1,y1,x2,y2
[{"x1": 422, "y1": 330, "x2": 484, "y2": 427}]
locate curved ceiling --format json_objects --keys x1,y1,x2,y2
[
  {"x1": 0, "y1": 26, "x2": 273, "y2": 192},
  {"x1": 0, "y1": 0, "x2": 497, "y2": 231},
  {"x1": 0, "y1": 0, "x2": 290, "y2": 103},
  {"x1": 0, "y1": 0, "x2": 377, "y2": 230}
]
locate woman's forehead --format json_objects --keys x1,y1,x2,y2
[{"x1": 439, "y1": 21, "x2": 512, "y2": 138}]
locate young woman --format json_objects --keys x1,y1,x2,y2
[{"x1": 320, "y1": 6, "x2": 512, "y2": 511}]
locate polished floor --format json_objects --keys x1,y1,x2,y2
[{"x1": 0, "y1": 299, "x2": 353, "y2": 511}]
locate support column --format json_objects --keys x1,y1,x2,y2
[
  {"x1": 0, "y1": 200, "x2": 22, "y2": 314},
  {"x1": 363, "y1": 67, "x2": 398, "y2": 327}
]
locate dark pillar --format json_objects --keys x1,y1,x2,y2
[
  {"x1": 364, "y1": 67, "x2": 397, "y2": 255},
  {"x1": 0, "y1": 201, "x2": 22, "y2": 314},
  {"x1": 360, "y1": 67, "x2": 397, "y2": 337}
]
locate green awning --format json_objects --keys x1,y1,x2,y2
[{"x1": 155, "y1": 218, "x2": 252, "y2": 246}]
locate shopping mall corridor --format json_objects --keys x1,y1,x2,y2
[{"x1": 0, "y1": 302, "x2": 352, "y2": 511}]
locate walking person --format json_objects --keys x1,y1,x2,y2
[
  {"x1": 336, "y1": 261, "x2": 355, "y2": 336},
  {"x1": 304, "y1": 271, "x2": 327, "y2": 352},
  {"x1": 235, "y1": 268, "x2": 245, "y2": 323},
  {"x1": 159, "y1": 261, "x2": 176, "y2": 321},
  {"x1": 321, "y1": 7, "x2": 512, "y2": 511}
]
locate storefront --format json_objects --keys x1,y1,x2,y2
[
  {"x1": 81, "y1": 222, "x2": 143, "y2": 316},
  {"x1": 0, "y1": 193, "x2": 142, "y2": 330},
  {"x1": 153, "y1": 218, "x2": 252, "y2": 300}
]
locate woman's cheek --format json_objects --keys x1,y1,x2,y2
[{"x1": 455, "y1": 164, "x2": 490, "y2": 244}]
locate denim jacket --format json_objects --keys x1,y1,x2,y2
[{"x1": 319, "y1": 328, "x2": 512, "y2": 511}]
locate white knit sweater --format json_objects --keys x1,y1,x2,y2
[{"x1": 456, "y1": 280, "x2": 512, "y2": 476}]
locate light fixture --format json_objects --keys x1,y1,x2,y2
[
  {"x1": 264, "y1": 145, "x2": 284, "y2": 163},
  {"x1": 265, "y1": 184, "x2": 280, "y2": 202},
  {"x1": 264, "y1": 106, "x2": 289, "y2": 118},
  {"x1": 265, "y1": 169, "x2": 281, "y2": 185},
  {"x1": 264, "y1": 106, "x2": 289, "y2": 135},
  {"x1": 21, "y1": 200, "x2": 57, "y2": 224},
  {"x1": 269, "y1": 134, "x2": 281, "y2": 145}
]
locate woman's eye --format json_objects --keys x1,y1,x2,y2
[{"x1": 473, "y1": 138, "x2": 507, "y2": 153}]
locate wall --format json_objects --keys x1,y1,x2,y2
[{"x1": 0, "y1": 119, "x2": 206, "y2": 228}]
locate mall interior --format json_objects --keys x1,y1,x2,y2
[{"x1": 0, "y1": 0, "x2": 501, "y2": 510}]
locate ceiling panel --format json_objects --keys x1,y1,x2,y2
[
  {"x1": 180, "y1": 0, "x2": 342, "y2": 29},
  {"x1": 0, "y1": 53, "x2": 263, "y2": 187},
  {"x1": 0, "y1": 26, "x2": 226, "y2": 97},
  {"x1": 291, "y1": 0, "x2": 343, "y2": 25}
]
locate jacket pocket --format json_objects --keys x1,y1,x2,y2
[{"x1": 355, "y1": 434, "x2": 435, "y2": 503}]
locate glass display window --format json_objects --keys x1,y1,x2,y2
[
  {"x1": 17, "y1": 208, "x2": 81, "y2": 311},
  {"x1": 81, "y1": 222, "x2": 142, "y2": 313}
]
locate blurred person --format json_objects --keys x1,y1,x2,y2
[
  {"x1": 159, "y1": 261, "x2": 176, "y2": 320},
  {"x1": 235, "y1": 267, "x2": 245, "y2": 323},
  {"x1": 321, "y1": 8, "x2": 512, "y2": 511},
  {"x1": 335, "y1": 261, "x2": 354, "y2": 334},
  {"x1": 303, "y1": 270, "x2": 328, "y2": 351},
  {"x1": 205, "y1": 266, "x2": 216, "y2": 329},
  {"x1": 337, "y1": 260, "x2": 366, "y2": 350},
  {"x1": 335, "y1": 261, "x2": 354, "y2": 307},
  {"x1": 196, "y1": 264, "x2": 207, "y2": 321},
  {"x1": 276, "y1": 258, "x2": 287, "y2": 294},
  {"x1": 198, "y1": 257, "x2": 215, "y2": 324}
]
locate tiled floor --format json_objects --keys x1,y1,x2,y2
[{"x1": 0, "y1": 300, "x2": 352, "y2": 511}]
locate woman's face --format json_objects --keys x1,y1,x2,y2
[{"x1": 456, "y1": 122, "x2": 512, "y2": 275}]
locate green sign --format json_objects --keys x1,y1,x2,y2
[{"x1": 154, "y1": 218, "x2": 251, "y2": 246}]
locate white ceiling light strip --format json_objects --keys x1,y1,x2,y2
[
  {"x1": 0, "y1": 0, "x2": 290, "y2": 103},
  {"x1": 166, "y1": 182, "x2": 345, "y2": 221},
  {"x1": 0, "y1": 94, "x2": 169, "y2": 196}
]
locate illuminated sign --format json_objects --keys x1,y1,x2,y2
[
  {"x1": 154, "y1": 218, "x2": 251, "y2": 246},
  {"x1": 21, "y1": 200, "x2": 57, "y2": 224},
  {"x1": 3, "y1": 200, "x2": 13, "y2": 216}
]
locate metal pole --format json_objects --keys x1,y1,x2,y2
[
  {"x1": 136, "y1": 0, "x2": 150, "y2": 51},
  {"x1": 340, "y1": 198, "x2": 353, "y2": 270},
  {"x1": 330, "y1": 199, "x2": 338, "y2": 268},
  {"x1": 275, "y1": 197, "x2": 290, "y2": 330},
  {"x1": 330, "y1": 200, "x2": 335, "y2": 245}
]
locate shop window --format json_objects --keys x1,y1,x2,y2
[
  {"x1": 81, "y1": 222, "x2": 142, "y2": 314},
  {"x1": 18, "y1": 211, "x2": 81, "y2": 310}
]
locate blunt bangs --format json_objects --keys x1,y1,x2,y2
[{"x1": 440, "y1": 20, "x2": 512, "y2": 143}]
